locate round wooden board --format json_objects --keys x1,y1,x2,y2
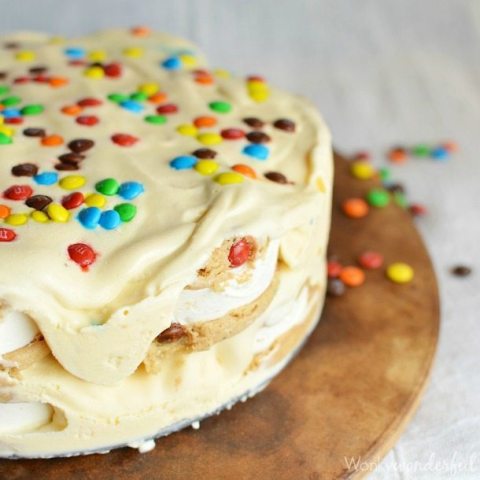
[{"x1": 0, "y1": 153, "x2": 439, "y2": 480}]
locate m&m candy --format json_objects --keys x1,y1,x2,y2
[
  {"x1": 68, "y1": 243, "x2": 96, "y2": 270},
  {"x1": 228, "y1": 238, "x2": 253, "y2": 267},
  {"x1": 242, "y1": 144, "x2": 269, "y2": 160},
  {"x1": 118, "y1": 182, "x2": 144, "y2": 200},
  {"x1": 0, "y1": 228, "x2": 17, "y2": 242},
  {"x1": 78, "y1": 207, "x2": 102, "y2": 229},
  {"x1": 386, "y1": 262, "x2": 414, "y2": 284},
  {"x1": 99, "y1": 210, "x2": 121, "y2": 230},
  {"x1": 170, "y1": 155, "x2": 197, "y2": 170}
]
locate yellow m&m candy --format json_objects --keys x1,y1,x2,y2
[
  {"x1": 350, "y1": 161, "x2": 376, "y2": 180},
  {"x1": 31, "y1": 211, "x2": 49, "y2": 223},
  {"x1": 215, "y1": 172, "x2": 244, "y2": 185},
  {"x1": 5, "y1": 213, "x2": 28, "y2": 226},
  {"x1": 47, "y1": 203, "x2": 70, "y2": 223},
  {"x1": 15, "y1": 51, "x2": 36, "y2": 62},
  {"x1": 197, "y1": 133, "x2": 222, "y2": 146},
  {"x1": 195, "y1": 160, "x2": 219, "y2": 176},
  {"x1": 84, "y1": 193, "x2": 106, "y2": 208},
  {"x1": 59, "y1": 175, "x2": 86, "y2": 190},
  {"x1": 84, "y1": 66, "x2": 104, "y2": 79},
  {"x1": 177, "y1": 124, "x2": 198, "y2": 136},
  {"x1": 386, "y1": 262, "x2": 414, "y2": 284}
]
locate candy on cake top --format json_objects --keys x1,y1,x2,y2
[{"x1": 0, "y1": 28, "x2": 332, "y2": 385}]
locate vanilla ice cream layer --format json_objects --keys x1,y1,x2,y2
[{"x1": 175, "y1": 239, "x2": 280, "y2": 324}]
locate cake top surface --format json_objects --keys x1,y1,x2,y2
[{"x1": 0, "y1": 27, "x2": 331, "y2": 384}]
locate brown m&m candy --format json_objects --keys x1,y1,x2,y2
[
  {"x1": 11, "y1": 163, "x2": 38, "y2": 177},
  {"x1": 68, "y1": 138, "x2": 95, "y2": 153},
  {"x1": 265, "y1": 171, "x2": 288, "y2": 184},
  {"x1": 273, "y1": 118, "x2": 296, "y2": 132},
  {"x1": 25, "y1": 194, "x2": 53, "y2": 210},
  {"x1": 246, "y1": 131, "x2": 271, "y2": 144},
  {"x1": 23, "y1": 127, "x2": 46, "y2": 137},
  {"x1": 192, "y1": 148, "x2": 217, "y2": 159},
  {"x1": 243, "y1": 117, "x2": 265, "y2": 129}
]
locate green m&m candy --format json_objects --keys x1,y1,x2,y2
[
  {"x1": 95, "y1": 178, "x2": 120, "y2": 196},
  {"x1": 366, "y1": 188, "x2": 390, "y2": 208},
  {"x1": 209, "y1": 100, "x2": 232, "y2": 114},
  {"x1": 144, "y1": 114, "x2": 167, "y2": 125},
  {"x1": 114, "y1": 203, "x2": 137, "y2": 222},
  {"x1": 21, "y1": 104, "x2": 44, "y2": 115}
]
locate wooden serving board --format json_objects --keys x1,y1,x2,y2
[{"x1": 0, "y1": 153, "x2": 440, "y2": 480}]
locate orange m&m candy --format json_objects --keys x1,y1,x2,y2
[
  {"x1": 41, "y1": 134, "x2": 64, "y2": 146},
  {"x1": 342, "y1": 198, "x2": 369, "y2": 218},
  {"x1": 232, "y1": 164, "x2": 256, "y2": 179},
  {"x1": 339, "y1": 266, "x2": 365, "y2": 287}
]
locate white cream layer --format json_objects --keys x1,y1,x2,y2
[
  {"x1": 0, "y1": 403, "x2": 52, "y2": 435},
  {"x1": 174, "y1": 239, "x2": 280, "y2": 324},
  {"x1": 254, "y1": 287, "x2": 309, "y2": 353},
  {"x1": 0, "y1": 310, "x2": 39, "y2": 356}
]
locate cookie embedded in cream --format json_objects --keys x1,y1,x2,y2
[{"x1": 0, "y1": 26, "x2": 332, "y2": 458}]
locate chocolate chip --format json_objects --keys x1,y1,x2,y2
[
  {"x1": 273, "y1": 118, "x2": 296, "y2": 132},
  {"x1": 11, "y1": 163, "x2": 38, "y2": 177},
  {"x1": 55, "y1": 162, "x2": 79, "y2": 171},
  {"x1": 265, "y1": 171, "x2": 288, "y2": 184},
  {"x1": 451, "y1": 265, "x2": 472, "y2": 277},
  {"x1": 0, "y1": 72, "x2": 7, "y2": 80},
  {"x1": 25, "y1": 194, "x2": 52, "y2": 211},
  {"x1": 4, "y1": 42, "x2": 19, "y2": 49},
  {"x1": 23, "y1": 127, "x2": 46, "y2": 137},
  {"x1": 246, "y1": 131, "x2": 271, "y2": 144},
  {"x1": 243, "y1": 117, "x2": 265, "y2": 129},
  {"x1": 327, "y1": 278, "x2": 346, "y2": 297},
  {"x1": 67, "y1": 138, "x2": 94, "y2": 153},
  {"x1": 29, "y1": 66, "x2": 48, "y2": 75},
  {"x1": 58, "y1": 152, "x2": 85, "y2": 165},
  {"x1": 156, "y1": 323, "x2": 188, "y2": 343},
  {"x1": 192, "y1": 148, "x2": 217, "y2": 159}
]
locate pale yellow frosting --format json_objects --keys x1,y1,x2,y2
[{"x1": 0, "y1": 28, "x2": 332, "y2": 457}]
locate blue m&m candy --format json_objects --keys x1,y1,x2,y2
[
  {"x1": 118, "y1": 181, "x2": 144, "y2": 200},
  {"x1": 34, "y1": 171, "x2": 58, "y2": 185},
  {"x1": 431, "y1": 146, "x2": 449, "y2": 161},
  {"x1": 78, "y1": 207, "x2": 102, "y2": 229},
  {"x1": 120, "y1": 100, "x2": 145, "y2": 113},
  {"x1": 242, "y1": 144, "x2": 269, "y2": 160},
  {"x1": 162, "y1": 56, "x2": 181, "y2": 70},
  {"x1": 2, "y1": 109, "x2": 21, "y2": 118},
  {"x1": 170, "y1": 155, "x2": 197, "y2": 170},
  {"x1": 99, "y1": 210, "x2": 121, "y2": 230},
  {"x1": 64, "y1": 47, "x2": 86, "y2": 59}
]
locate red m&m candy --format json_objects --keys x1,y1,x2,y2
[
  {"x1": 104, "y1": 63, "x2": 122, "y2": 78},
  {"x1": 68, "y1": 243, "x2": 96, "y2": 270},
  {"x1": 358, "y1": 251, "x2": 384, "y2": 270},
  {"x1": 76, "y1": 115, "x2": 99, "y2": 126},
  {"x1": 221, "y1": 128, "x2": 245, "y2": 140},
  {"x1": 0, "y1": 228, "x2": 17, "y2": 242},
  {"x1": 156, "y1": 103, "x2": 178, "y2": 115},
  {"x1": 4, "y1": 185, "x2": 33, "y2": 201},
  {"x1": 77, "y1": 97, "x2": 103, "y2": 107},
  {"x1": 111, "y1": 133, "x2": 139, "y2": 147},
  {"x1": 327, "y1": 260, "x2": 343, "y2": 278},
  {"x1": 228, "y1": 237, "x2": 254, "y2": 267},
  {"x1": 62, "y1": 192, "x2": 84, "y2": 210}
]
